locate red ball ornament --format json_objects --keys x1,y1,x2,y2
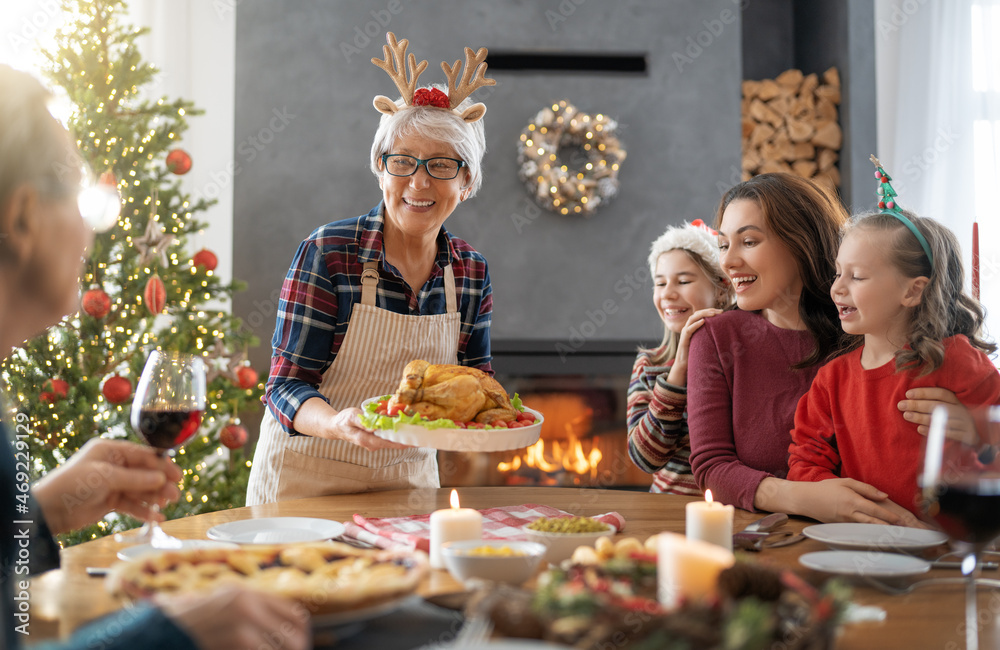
[
  {"x1": 82, "y1": 286, "x2": 111, "y2": 319},
  {"x1": 102, "y1": 375, "x2": 132, "y2": 404},
  {"x1": 234, "y1": 366, "x2": 259, "y2": 390},
  {"x1": 220, "y1": 422, "x2": 249, "y2": 449},
  {"x1": 878, "y1": 201, "x2": 886, "y2": 209},
  {"x1": 40, "y1": 378, "x2": 69, "y2": 403},
  {"x1": 165, "y1": 148, "x2": 192, "y2": 175},
  {"x1": 144, "y1": 274, "x2": 166, "y2": 315},
  {"x1": 191, "y1": 249, "x2": 218, "y2": 272}
]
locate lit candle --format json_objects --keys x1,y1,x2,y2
[
  {"x1": 429, "y1": 489, "x2": 482, "y2": 569},
  {"x1": 658, "y1": 532, "x2": 735, "y2": 609},
  {"x1": 973, "y1": 220, "x2": 980, "y2": 302},
  {"x1": 685, "y1": 490, "x2": 735, "y2": 551}
]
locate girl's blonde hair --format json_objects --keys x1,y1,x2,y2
[
  {"x1": 850, "y1": 210, "x2": 996, "y2": 374},
  {"x1": 641, "y1": 223, "x2": 733, "y2": 365}
]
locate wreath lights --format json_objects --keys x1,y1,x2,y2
[{"x1": 517, "y1": 100, "x2": 627, "y2": 216}]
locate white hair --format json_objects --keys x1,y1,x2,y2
[
  {"x1": 647, "y1": 223, "x2": 723, "y2": 279},
  {"x1": 0, "y1": 65, "x2": 74, "y2": 209},
  {"x1": 369, "y1": 84, "x2": 486, "y2": 197}
]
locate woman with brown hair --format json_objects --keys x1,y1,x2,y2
[{"x1": 687, "y1": 173, "x2": 929, "y2": 524}]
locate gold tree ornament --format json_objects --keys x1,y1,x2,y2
[
  {"x1": 371, "y1": 31, "x2": 495, "y2": 123},
  {"x1": 133, "y1": 191, "x2": 176, "y2": 267}
]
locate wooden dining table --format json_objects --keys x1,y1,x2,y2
[{"x1": 27, "y1": 486, "x2": 1000, "y2": 648}]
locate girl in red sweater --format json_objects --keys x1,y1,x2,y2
[
  {"x1": 788, "y1": 178, "x2": 1000, "y2": 516},
  {"x1": 627, "y1": 221, "x2": 733, "y2": 494}
]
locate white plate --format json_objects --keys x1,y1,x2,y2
[
  {"x1": 312, "y1": 593, "x2": 422, "y2": 627},
  {"x1": 117, "y1": 539, "x2": 239, "y2": 561},
  {"x1": 206, "y1": 517, "x2": 346, "y2": 544},
  {"x1": 362, "y1": 397, "x2": 543, "y2": 452},
  {"x1": 802, "y1": 523, "x2": 948, "y2": 551},
  {"x1": 799, "y1": 550, "x2": 932, "y2": 577}
]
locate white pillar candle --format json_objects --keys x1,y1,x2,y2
[
  {"x1": 685, "y1": 489, "x2": 735, "y2": 551},
  {"x1": 657, "y1": 532, "x2": 735, "y2": 609},
  {"x1": 429, "y1": 489, "x2": 482, "y2": 569}
]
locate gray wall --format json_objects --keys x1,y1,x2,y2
[{"x1": 233, "y1": 0, "x2": 744, "y2": 378}]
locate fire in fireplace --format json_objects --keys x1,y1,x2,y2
[{"x1": 438, "y1": 373, "x2": 653, "y2": 490}]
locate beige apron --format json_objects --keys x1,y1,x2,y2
[{"x1": 246, "y1": 261, "x2": 460, "y2": 505}]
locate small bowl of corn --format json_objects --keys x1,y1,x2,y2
[
  {"x1": 522, "y1": 516, "x2": 617, "y2": 564},
  {"x1": 440, "y1": 540, "x2": 546, "y2": 585}
]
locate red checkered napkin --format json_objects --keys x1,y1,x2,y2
[{"x1": 347, "y1": 504, "x2": 626, "y2": 553}]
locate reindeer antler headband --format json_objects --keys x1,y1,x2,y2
[{"x1": 371, "y1": 32, "x2": 496, "y2": 123}]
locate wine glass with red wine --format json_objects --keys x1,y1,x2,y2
[
  {"x1": 115, "y1": 350, "x2": 206, "y2": 548},
  {"x1": 921, "y1": 404, "x2": 1000, "y2": 650}
]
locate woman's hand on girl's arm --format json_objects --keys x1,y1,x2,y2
[
  {"x1": 755, "y1": 477, "x2": 929, "y2": 527},
  {"x1": 666, "y1": 308, "x2": 723, "y2": 387},
  {"x1": 898, "y1": 387, "x2": 961, "y2": 435}
]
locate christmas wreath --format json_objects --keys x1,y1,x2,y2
[{"x1": 516, "y1": 101, "x2": 627, "y2": 217}]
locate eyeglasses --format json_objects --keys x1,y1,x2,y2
[{"x1": 380, "y1": 154, "x2": 466, "y2": 180}]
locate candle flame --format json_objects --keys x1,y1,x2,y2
[
  {"x1": 705, "y1": 489, "x2": 714, "y2": 504},
  {"x1": 450, "y1": 489, "x2": 461, "y2": 509}
]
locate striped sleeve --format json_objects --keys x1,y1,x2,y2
[{"x1": 627, "y1": 353, "x2": 689, "y2": 473}]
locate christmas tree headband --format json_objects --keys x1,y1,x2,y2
[
  {"x1": 870, "y1": 154, "x2": 934, "y2": 269},
  {"x1": 371, "y1": 32, "x2": 496, "y2": 124}
]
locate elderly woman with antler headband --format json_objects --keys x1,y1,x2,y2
[{"x1": 247, "y1": 33, "x2": 497, "y2": 503}]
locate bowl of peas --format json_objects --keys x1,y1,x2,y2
[{"x1": 522, "y1": 516, "x2": 616, "y2": 564}]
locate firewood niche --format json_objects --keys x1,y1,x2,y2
[{"x1": 741, "y1": 67, "x2": 842, "y2": 193}]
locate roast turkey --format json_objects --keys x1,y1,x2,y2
[{"x1": 387, "y1": 360, "x2": 518, "y2": 424}]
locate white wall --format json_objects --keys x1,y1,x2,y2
[{"x1": 0, "y1": 0, "x2": 236, "y2": 285}]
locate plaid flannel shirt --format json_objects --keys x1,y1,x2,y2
[{"x1": 265, "y1": 204, "x2": 493, "y2": 434}]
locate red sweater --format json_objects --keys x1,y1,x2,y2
[
  {"x1": 688, "y1": 310, "x2": 821, "y2": 511},
  {"x1": 788, "y1": 335, "x2": 1000, "y2": 516}
]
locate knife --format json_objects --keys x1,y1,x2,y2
[
  {"x1": 733, "y1": 514, "x2": 792, "y2": 552},
  {"x1": 931, "y1": 560, "x2": 998, "y2": 571}
]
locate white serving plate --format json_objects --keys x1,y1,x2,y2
[
  {"x1": 802, "y1": 523, "x2": 948, "y2": 552},
  {"x1": 311, "y1": 593, "x2": 423, "y2": 627},
  {"x1": 206, "y1": 517, "x2": 346, "y2": 544},
  {"x1": 117, "y1": 539, "x2": 239, "y2": 561},
  {"x1": 799, "y1": 550, "x2": 932, "y2": 577},
  {"x1": 362, "y1": 396, "x2": 543, "y2": 452}
]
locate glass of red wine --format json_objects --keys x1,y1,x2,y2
[
  {"x1": 115, "y1": 350, "x2": 206, "y2": 549},
  {"x1": 921, "y1": 404, "x2": 1000, "y2": 650}
]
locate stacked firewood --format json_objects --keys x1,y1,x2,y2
[{"x1": 741, "y1": 67, "x2": 842, "y2": 192}]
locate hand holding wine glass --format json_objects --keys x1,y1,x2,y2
[
  {"x1": 921, "y1": 404, "x2": 1000, "y2": 650},
  {"x1": 116, "y1": 350, "x2": 206, "y2": 548}
]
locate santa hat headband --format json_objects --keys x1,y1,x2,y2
[
  {"x1": 648, "y1": 219, "x2": 722, "y2": 278},
  {"x1": 371, "y1": 32, "x2": 496, "y2": 124}
]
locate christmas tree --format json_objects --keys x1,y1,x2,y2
[
  {"x1": 0, "y1": 0, "x2": 262, "y2": 545},
  {"x1": 871, "y1": 154, "x2": 899, "y2": 212}
]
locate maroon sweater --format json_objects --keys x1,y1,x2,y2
[{"x1": 687, "y1": 309, "x2": 821, "y2": 511}]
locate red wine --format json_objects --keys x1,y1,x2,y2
[
  {"x1": 931, "y1": 480, "x2": 1000, "y2": 546},
  {"x1": 135, "y1": 409, "x2": 202, "y2": 450}
]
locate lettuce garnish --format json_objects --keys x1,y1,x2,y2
[{"x1": 360, "y1": 393, "x2": 527, "y2": 431}]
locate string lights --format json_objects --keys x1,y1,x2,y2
[
  {"x1": 0, "y1": 0, "x2": 261, "y2": 544},
  {"x1": 516, "y1": 100, "x2": 627, "y2": 217}
]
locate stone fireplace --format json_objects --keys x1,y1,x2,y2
[{"x1": 438, "y1": 340, "x2": 652, "y2": 490}]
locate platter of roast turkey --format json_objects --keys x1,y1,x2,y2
[{"x1": 360, "y1": 360, "x2": 543, "y2": 451}]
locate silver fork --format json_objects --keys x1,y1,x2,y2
[
  {"x1": 861, "y1": 576, "x2": 1000, "y2": 595},
  {"x1": 450, "y1": 616, "x2": 494, "y2": 647}
]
